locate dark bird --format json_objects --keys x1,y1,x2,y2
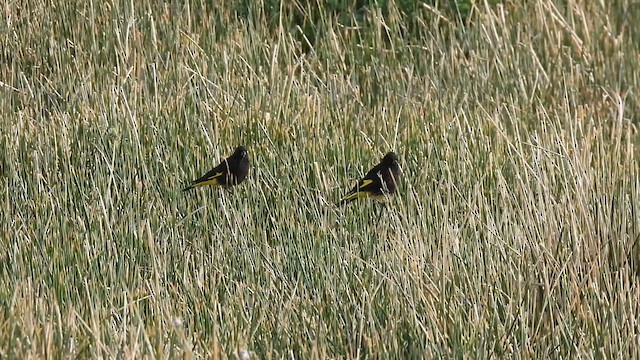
[
  {"x1": 339, "y1": 151, "x2": 400, "y2": 205},
  {"x1": 182, "y1": 146, "x2": 249, "y2": 191}
]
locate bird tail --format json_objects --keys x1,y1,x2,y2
[{"x1": 182, "y1": 184, "x2": 194, "y2": 192}]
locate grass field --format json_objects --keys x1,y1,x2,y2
[{"x1": 1, "y1": 0, "x2": 639, "y2": 358}]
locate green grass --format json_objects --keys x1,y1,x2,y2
[{"x1": 1, "y1": 0, "x2": 639, "y2": 358}]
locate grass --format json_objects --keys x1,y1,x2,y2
[{"x1": 1, "y1": 0, "x2": 639, "y2": 358}]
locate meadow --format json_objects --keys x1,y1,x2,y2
[{"x1": 1, "y1": 0, "x2": 639, "y2": 358}]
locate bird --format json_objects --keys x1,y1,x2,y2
[
  {"x1": 182, "y1": 146, "x2": 249, "y2": 191},
  {"x1": 338, "y1": 151, "x2": 400, "y2": 205}
]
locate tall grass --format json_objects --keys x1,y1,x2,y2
[{"x1": 1, "y1": 0, "x2": 639, "y2": 358}]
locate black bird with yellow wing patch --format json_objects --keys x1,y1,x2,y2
[
  {"x1": 339, "y1": 152, "x2": 400, "y2": 205},
  {"x1": 183, "y1": 146, "x2": 249, "y2": 191}
]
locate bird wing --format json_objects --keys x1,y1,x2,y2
[
  {"x1": 354, "y1": 178, "x2": 376, "y2": 191},
  {"x1": 197, "y1": 171, "x2": 224, "y2": 184},
  {"x1": 191, "y1": 160, "x2": 230, "y2": 186},
  {"x1": 340, "y1": 175, "x2": 381, "y2": 202}
]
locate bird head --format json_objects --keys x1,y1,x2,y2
[
  {"x1": 234, "y1": 146, "x2": 248, "y2": 159},
  {"x1": 382, "y1": 152, "x2": 398, "y2": 165}
]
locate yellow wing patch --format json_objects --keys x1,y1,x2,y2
[
  {"x1": 193, "y1": 178, "x2": 220, "y2": 187},
  {"x1": 341, "y1": 179, "x2": 375, "y2": 201},
  {"x1": 359, "y1": 179, "x2": 374, "y2": 188},
  {"x1": 193, "y1": 172, "x2": 224, "y2": 187},
  {"x1": 341, "y1": 191, "x2": 371, "y2": 202},
  {"x1": 207, "y1": 172, "x2": 224, "y2": 180},
  {"x1": 339, "y1": 178, "x2": 378, "y2": 202}
]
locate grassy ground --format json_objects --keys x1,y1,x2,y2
[{"x1": 1, "y1": 0, "x2": 639, "y2": 358}]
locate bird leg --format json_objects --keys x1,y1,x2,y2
[{"x1": 374, "y1": 203, "x2": 387, "y2": 226}]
